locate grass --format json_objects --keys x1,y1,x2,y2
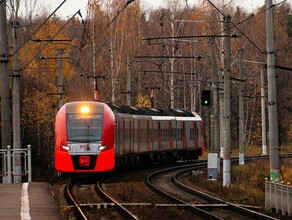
[
  {"x1": 194, "y1": 143, "x2": 292, "y2": 207},
  {"x1": 202, "y1": 143, "x2": 292, "y2": 159},
  {"x1": 185, "y1": 160, "x2": 268, "y2": 206}
]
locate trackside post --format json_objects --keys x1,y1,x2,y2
[
  {"x1": 7, "y1": 145, "x2": 12, "y2": 183},
  {"x1": 28, "y1": 145, "x2": 32, "y2": 182}
]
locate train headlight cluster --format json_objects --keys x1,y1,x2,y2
[
  {"x1": 98, "y1": 145, "x2": 107, "y2": 151},
  {"x1": 62, "y1": 145, "x2": 70, "y2": 151},
  {"x1": 80, "y1": 106, "x2": 90, "y2": 114}
]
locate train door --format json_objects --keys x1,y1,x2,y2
[
  {"x1": 127, "y1": 117, "x2": 134, "y2": 154},
  {"x1": 114, "y1": 113, "x2": 119, "y2": 158},
  {"x1": 176, "y1": 120, "x2": 183, "y2": 150},
  {"x1": 185, "y1": 121, "x2": 193, "y2": 150},
  {"x1": 117, "y1": 114, "x2": 133, "y2": 155},
  {"x1": 152, "y1": 120, "x2": 162, "y2": 151},
  {"x1": 182, "y1": 121, "x2": 187, "y2": 149},
  {"x1": 133, "y1": 117, "x2": 139, "y2": 154},
  {"x1": 168, "y1": 120, "x2": 174, "y2": 150},
  {"x1": 147, "y1": 119, "x2": 152, "y2": 152},
  {"x1": 133, "y1": 116, "x2": 151, "y2": 154},
  {"x1": 198, "y1": 121, "x2": 203, "y2": 148},
  {"x1": 140, "y1": 117, "x2": 151, "y2": 153},
  {"x1": 161, "y1": 120, "x2": 168, "y2": 150},
  {"x1": 194, "y1": 121, "x2": 199, "y2": 148}
]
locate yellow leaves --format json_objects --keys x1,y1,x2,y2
[
  {"x1": 19, "y1": 17, "x2": 77, "y2": 143},
  {"x1": 281, "y1": 165, "x2": 292, "y2": 183},
  {"x1": 136, "y1": 95, "x2": 151, "y2": 108},
  {"x1": 21, "y1": 89, "x2": 53, "y2": 125},
  {"x1": 287, "y1": 120, "x2": 292, "y2": 141}
]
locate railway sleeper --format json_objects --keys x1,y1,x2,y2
[{"x1": 61, "y1": 202, "x2": 234, "y2": 210}]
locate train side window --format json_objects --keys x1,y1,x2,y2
[
  {"x1": 177, "y1": 128, "x2": 183, "y2": 141},
  {"x1": 173, "y1": 128, "x2": 176, "y2": 140},
  {"x1": 190, "y1": 128, "x2": 194, "y2": 140},
  {"x1": 165, "y1": 128, "x2": 168, "y2": 142},
  {"x1": 154, "y1": 128, "x2": 157, "y2": 142}
]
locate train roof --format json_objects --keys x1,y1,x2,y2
[{"x1": 107, "y1": 103, "x2": 199, "y2": 118}]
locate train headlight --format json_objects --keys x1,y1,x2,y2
[
  {"x1": 62, "y1": 145, "x2": 70, "y2": 151},
  {"x1": 98, "y1": 145, "x2": 107, "y2": 151},
  {"x1": 80, "y1": 106, "x2": 90, "y2": 114}
]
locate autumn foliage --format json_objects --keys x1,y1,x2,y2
[{"x1": 4, "y1": 0, "x2": 292, "y2": 176}]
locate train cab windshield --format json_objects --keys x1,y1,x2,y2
[{"x1": 66, "y1": 113, "x2": 103, "y2": 142}]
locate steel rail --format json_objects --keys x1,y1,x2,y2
[
  {"x1": 65, "y1": 183, "x2": 88, "y2": 220},
  {"x1": 96, "y1": 181, "x2": 139, "y2": 220},
  {"x1": 146, "y1": 163, "x2": 224, "y2": 220},
  {"x1": 173, "y1": 166, "x2": 277, "y2": 220},
  {"x1": 168, "y1": 154, "x2": 292, "y2": 219}
]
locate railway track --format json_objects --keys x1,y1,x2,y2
[
  {"x1": 97, "y1": 181, "x2": 139, "y2": 219},
  {"x1": 95, "y1": 163, "x2": 208, "y2": 219},
  {"x1": 64, "y1": 182, "x2": 128, "y2": 219},
  {"x1": 65, "y1": 183, "x2": 87, "y2": 219},
  {"x1": 146, "y1": 160, "x2": 278, "y2": 219},
  {"x1": 61, "y1": 154, "x2": 292, "y2": 219}
]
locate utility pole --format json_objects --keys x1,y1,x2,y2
[
  {"x1": 92, "y1": 22, "x2": 97, "y2": 101},
  {"x1": 12, "y1": 20, "x2": 22, "y2": 183},
  {"x1": 190, "y1": 45, "x2": 195, "y2": 112},
  {"x1": 266, "y1": 0, "x2": 280, "y2": 182},
  {"x1": 58, "y1": 48, "x2": 63, "y2": 109},
  {"x1": 138, "y1": 62, "x2": 141, "y2": 103},
  {"x1": 261, "y1": 67, "x2": 267, "y2": 155},
  {"x1": 223, "y1": 15, "x2": 231, "y2": 187},
  {"x1": 170, "y1": 9, "x2": 175, "y2": 109},
  {"x1": 238, "y1": 49, "x2": 245, "y2": 165},
  {"x1": 210, "y1": 37, "x2": 219, "y2": 155},
  {"x1": 219, "y1": 13, "x2": 225, "y2": 159},
  {"x1": 219, "y1": 84, "x2": 224, "y2": 158},
  {"x1": 207, "y1": 37, "x2": 220, "y2": 181},
  {"x1": 127, "y1": 59, "x2": 131, "y2": 106},
  {"x1": 0, "y1": 0, "x2": 12, "y2": 183}
]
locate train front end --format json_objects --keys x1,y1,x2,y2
[{"x1": 55, "y1": 101, "x2": 115, "y2": 173}]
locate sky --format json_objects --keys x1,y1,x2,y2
[{"x1": 36, "y1": 0, "x2": 291, "y2": 19}]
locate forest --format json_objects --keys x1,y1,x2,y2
[{"x1": 3, "y1": 0, "x2": 292, "y2": 176}]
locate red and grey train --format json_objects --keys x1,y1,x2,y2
[{"x1": 55, "y1": 101, "x2": 204, "y2": 173}]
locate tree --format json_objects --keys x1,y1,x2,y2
[{"x1": 18, "y1": 15, "x2": 77, "y2": 173}]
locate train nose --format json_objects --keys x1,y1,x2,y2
[{"x1": 79, "y1": 156, "x2": 90, "y2": 167}]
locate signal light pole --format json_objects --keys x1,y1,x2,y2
[{"x1": 208, "y1": 37, "x2": 219, "y2": 181}]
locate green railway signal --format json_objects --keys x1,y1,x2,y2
[{"x1": 202, "y1": 90, "x2": 211, "y2": 106}]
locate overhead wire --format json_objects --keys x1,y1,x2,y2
[
  {"x1": 210, "y1": 0, "x2": 287, "y2": 55},
  {"x1": 235, "y1": 0, "x2": 287, "y2": 27},
  {"x1": 75, "y1": 0, "x2": 138, "y2": 102}
]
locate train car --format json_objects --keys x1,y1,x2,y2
[
  {"x1": 55, "y1": 101, "x2": 115, "y2": 173},
  {"x1": 113, "y1": 106, "x2": 204, "y2": 166},
  {"x1": 55, "y1": 101, "x2": 204, "y2": 174}
]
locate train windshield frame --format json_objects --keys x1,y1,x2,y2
[{"x1": 66, "y1": 113, "x2": 103, "y2": 142}]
